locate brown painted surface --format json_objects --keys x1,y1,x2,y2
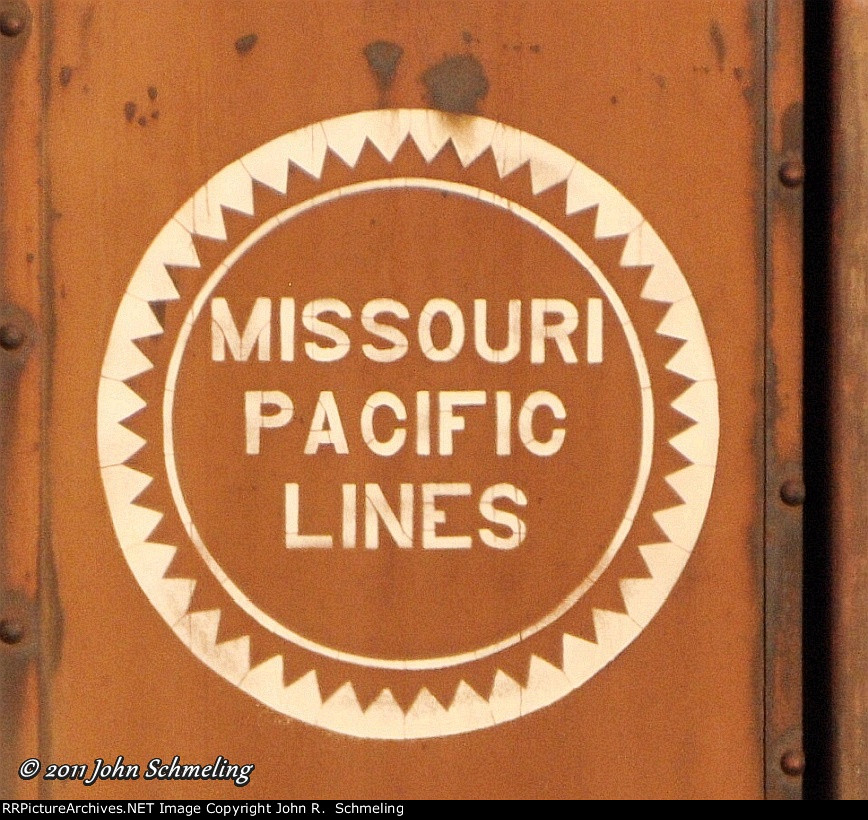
[{"x1": 0, "y1": 0, "x2": 797, "y2": 799}]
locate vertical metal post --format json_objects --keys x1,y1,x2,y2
[
  {"x1": 765, "y1": 0, "x2": 805, "y2": 800},
  {"x1": 0, "y1": 0, "x2": 50, "y2": 800},
  {"x1": 829, "y1": 0, "x2": 868, "y2": 800}
]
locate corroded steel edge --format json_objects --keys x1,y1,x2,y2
[
  {"x1": 0, "y1": 0, "x2": 48, "y2": 801},
  {"x1": 764, "y1": 0, "x2": 805, "y2": 801},
  {"x1": 36, "y1": 0, "x2": 61, "y2": 803},
  {"x1": 828, "y1": 0, "x2": 868, "y2": 800}
]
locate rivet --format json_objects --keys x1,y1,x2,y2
[
  {"x1": 0, "y1": 8, "x2": 25, "y2": 37},
  {"x1": 779, "y1": 159, "x2": 804, "y2": 187},
  {"x1": 780, "y1": 749, "x2": 805, "y2": 777},
  {"x1": 780, "y1": 478, "x2": 805, "y2": 506},
  {"x1": 0, "y1": 618, "x2": 24, "y2": 645},
  {"x1": 0, "y1": 323, "x2": 25, "y2": 350}
]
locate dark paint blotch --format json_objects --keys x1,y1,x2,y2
[
  {"x1": 653, "y1": 74, "x2": 667, "y2": 89},
  {"x1": 151, "y1": 110, "x2": 159, "y2": 120},
  {"x1": 59, "y1": 66, "x2": 73, "y2": 87},
  {"x1": 461, "y1": 30, "x2": 472, "y2": 44},
  {"x1": 709, "y1": 20, "x2": 726, "y2": 70},
  {"x1": 422, "y1": 54, "x2": 489, "y2": 114},
  {"x1": 235, "y1": 33, "x2": 258, "y2": 55},
  {"x1": 123, "y1": 101, "x2": 136, "y2": 123},
  {"x1": 147, "y1": 85, "x2": 158, "y2": 101},
  {"x1": 363, "y1": 40, "x2": 403, "y2": 92},
  {"x1": 733, "y1": 66, "x2": 744, "y2": 81},
  {"x1": 529, "y1": 44, "x2": 541, "y2": 54},
  {"x1": 80, "y1": 4, "x2": 95, "y2": 34},
  {"x1": 610, "y1": 95, "x2": 618, "y2": 105},
  {"x1": 26, "y1": 253, "x2": 34, "y2": 264},
  {"x1": 137, "y1": 116, "x2": 147, "y2": 127},
  {"x1": 781, "y1": 101, "x2": 804, "y2": 152}
]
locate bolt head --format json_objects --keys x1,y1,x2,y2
[
  {"x1": 779, "y1": 159, "x2": 805, "y2": 188},
  {"x1": 0, "y1": 323, "x2": 25, "y2": 350},
  {"x1": 0, "y1": 618, "x2": 24, "y2": 645},
  {"x1": 781, "y1": 749, "x2": 805, "y2": 777},
  {"x1": 780, "y1": 478, "x2": 806, "y2": 506},
  {"x1": 0, "y1": 10, "x2": 25, "y2": 37}
]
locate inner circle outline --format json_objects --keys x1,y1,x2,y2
[{"x1": 162, "y1": 176, "x2": 655, "y2": 671}]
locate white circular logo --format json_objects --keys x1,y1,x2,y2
[{"x1": 98, "y1": 110, "x2": 719, "y2": 738}]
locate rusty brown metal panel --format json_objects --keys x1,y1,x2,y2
[
  {"x1": 764, "y1": 0, "x2": 804, "y2": 801},
  {"x1": 828, "y1": 0, "x2": 868, "y2": 800},
  {"x1": 0, "y1": 0, "x2": 801, "y2": 800}
]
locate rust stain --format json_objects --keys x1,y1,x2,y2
[
  {"x1": 421, "y1": 54, "x2": 488, "y2": 114},
  {"x1": 363, "y1": 39, "x2": 403, "y2": 103},
  {"x1": 710, "y1": 20, "x2": 727, "y2": 71},
  {"x1": 780, "y1": 100, "x2": 803, "y2": 155},
  {"x1": 38, "y1": 0, "x2": 64, "y2": 797},
  {"x1": 234, "y1": 33, "x2": 258, "y2": 56},
  {"x1": 79, "y1": 3, "x2": 94, "y2": 38}
]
